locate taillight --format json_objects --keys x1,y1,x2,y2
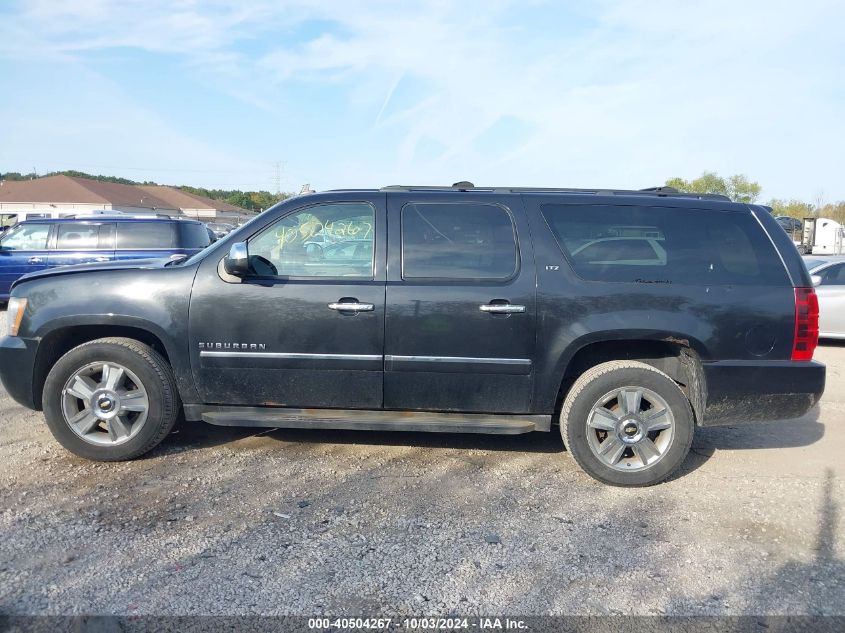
[{"x1": 792, "y1": 287, "x2": 819, "y2": 361}]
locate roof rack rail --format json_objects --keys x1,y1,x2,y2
[
  {"x1": 379, "y1": 184, "x2": 731, "y2": 201},
  {"x1": 51, "y1": 212, "x2": 182, "y2": 220}
]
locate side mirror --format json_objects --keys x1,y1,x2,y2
[
  {"x1": 811, "y1": 274, "x2": 823, "y2": 287},
  {"x1": 224, "y1": 242, "x2": 250, "y2": 276}
]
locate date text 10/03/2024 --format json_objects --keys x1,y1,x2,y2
[{"x1": 307, "y1": 618, "x2": 529, "y2": 630}]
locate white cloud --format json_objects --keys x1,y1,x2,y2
[{"x1": 2, "y1": 0, "x2": 844, "y2": 199}]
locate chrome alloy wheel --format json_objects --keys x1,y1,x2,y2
[
  {"x1": 60, "y1": 362, "x2": 150, "y2": 446},
  {"x1": 585, "y1": 386, "x2": 675, "y2": 471}
]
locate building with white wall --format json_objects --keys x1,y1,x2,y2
[{"x1": 0, "y1": 175, "x2": 250, "y2": 226}]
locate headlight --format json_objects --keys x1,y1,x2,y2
[{"x1": 7, "y1": 297, "x2": 28, "y2": 337}]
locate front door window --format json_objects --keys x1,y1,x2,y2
[
  {"x1": 0, "y1": 224, "x2": 50, "y2": 250},
  {"x1": 249, "y1": 203, "x2": 375, "y2": 279}
]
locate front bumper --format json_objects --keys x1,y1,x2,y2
[
  {"x1": 0, "y1": 335, "x2": 40, "y2": 410},
  {"x1": 701, "y1": 360, "x2": 825, "y2": 426}
]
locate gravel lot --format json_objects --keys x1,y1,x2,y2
[{"x1": 0, "y1": 309, "x2": 843, "y2": 616}]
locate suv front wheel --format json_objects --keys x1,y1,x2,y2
[
  {"x1": 42, "y1": 337, "x2": 180, "y2": 461},
  {"x1": 560, "y1": 360, "x2": 694, "y2": 486}
]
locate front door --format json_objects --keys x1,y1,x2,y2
[
  {"x1": 0, "y1": 222, "x2": 52, "y2": 298},
  {"x1": 384, "y1": 194, "x2": 537, "y2": 414},
  {"x1": 188, "y1": 197, "x2": 386, "y2": 408}
]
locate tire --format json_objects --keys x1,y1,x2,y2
[
  {"x1": 560, "y1": 360, "x2": 694, "y2": 487},
  {"x1": 42, "y1": 337, "x2": 180, "y2": 461}
]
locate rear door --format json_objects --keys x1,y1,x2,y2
[
  {"x1": 384, "y1": 194, "x2": 537, "y2": 414},
  {"x1": 0, "y1": 222, "x2": 52, "y2": 297},
  {"x1": 47, "y1": 222, "x2": 114, "y2": 267}
]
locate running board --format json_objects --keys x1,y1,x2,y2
[{"x1": 197, "y1": 406, "x2": 550, "y2": 434}]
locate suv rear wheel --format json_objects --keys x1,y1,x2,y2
[
  {"x1": 42, "y1": 337, "x2": 179, "y2": 461},
  {"x1": 560, "y1": 360, "x2": 694, "y2": 486}
]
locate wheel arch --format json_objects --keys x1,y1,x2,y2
[
  {"x1": 32, "y1": 318, "x2": 176, "y2": 410},
  {"x1": 549, "y1": 332, "x2": 707, "y2": 425}
]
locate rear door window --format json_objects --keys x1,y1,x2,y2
[
  {"x1": 540, "y1": 204, "x2": 789, "y2": 286},
  {"x1": 56, "y1": 224, "x2": 100, "y2": 250},
  {"x1": 115, "y1": 222, "x2": 175, "y2": 249},
  {"x1": 401, "y1": 202, "x2": 518, "y2": 280}
]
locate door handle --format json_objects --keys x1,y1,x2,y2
[
  {"x1": 28, "y1": 257, "x2": 44, "y2": 264},
  {"x1": 479, "y1": 303, "x2": 525, "y2": 314},
  {"x1": 328, "y1": 302, "x2": 374, "y2": 312},
  {"x1": 94, "y1": 257, "x2": 110, "y2": 262}
]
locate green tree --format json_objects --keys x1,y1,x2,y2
[
  {"x1": 816, "y1": 201, "x2": 845, "y2": 225},
  {"x1": 666, "y1": 171, "x2": 761, "y2": 203},
  {"x1": 768, "y1": 199, "x2": 813, "y2": 219}
]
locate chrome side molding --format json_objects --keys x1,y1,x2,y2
[
  {"x1": 385, "y1": 355, "x2": 531, "y2": 366},
  {"x1": 200, "y1": 351, "x2": 381, "y2": 360}
]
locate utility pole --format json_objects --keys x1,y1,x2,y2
[{"x1": 272, "y1": 161, "x2": 281, "y2": 195}]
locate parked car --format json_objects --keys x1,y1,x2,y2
[
  {"x1": 0, "y1": 216, "x2": 210, "y2": 302},
  {"x1": 0, "y1": 184, "x2": 824, "y2": 486},
  {"x1": 776, "y1": 216, "x2": 802, "y2": 233},
  {"x1": 804, "y1": 255, "x2": 845, "y2": 339},
  {"x1": 205, "y1": 222, "x2": 235, "y2": 239},
  {"x1": 1, "y1": 210, "x2": 127, "y2": 227}
]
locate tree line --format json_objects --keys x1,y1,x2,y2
[
  {"x1": 0, "y1": 170, "x2": 290, "y2": 213},
  {"x1": 3, "y1": 169, "x2": 843, "y2": 224},
  {"x1": 666, "y1": 171, "x2": 845, "y2": 224}
]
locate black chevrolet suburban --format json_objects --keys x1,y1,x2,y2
[{"x1": 0, "y1": 184, "x2": 825, "y2": 486}]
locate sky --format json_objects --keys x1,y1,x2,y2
[{"x1": 1, "y1": 0, "x2": 843, "y2": 201}]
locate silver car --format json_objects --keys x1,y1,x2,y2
[{"x1": 804, "y1": 255, "x2": 845, "y2": 339}]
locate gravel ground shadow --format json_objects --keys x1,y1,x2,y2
[
  {"x1": 680, "y1": 405, "x2": 823, "y2": 476},
  {"x1": 667, "y1": 468, "x2": 844, "y2": 619}
]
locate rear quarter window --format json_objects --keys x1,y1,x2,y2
[
  {"x1": 178, "y1": 222, "x2": 212, "y2": 249},
  {"x1": 115, "y1": 222, "x2": 176, "y2": 249},
  {"x1": 540, "y1": 204, "x2": 789, "y2": 286}
]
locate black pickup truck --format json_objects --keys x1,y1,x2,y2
[{"x1": 0, "y1": 184, "x2": 825, "y2": 486}]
